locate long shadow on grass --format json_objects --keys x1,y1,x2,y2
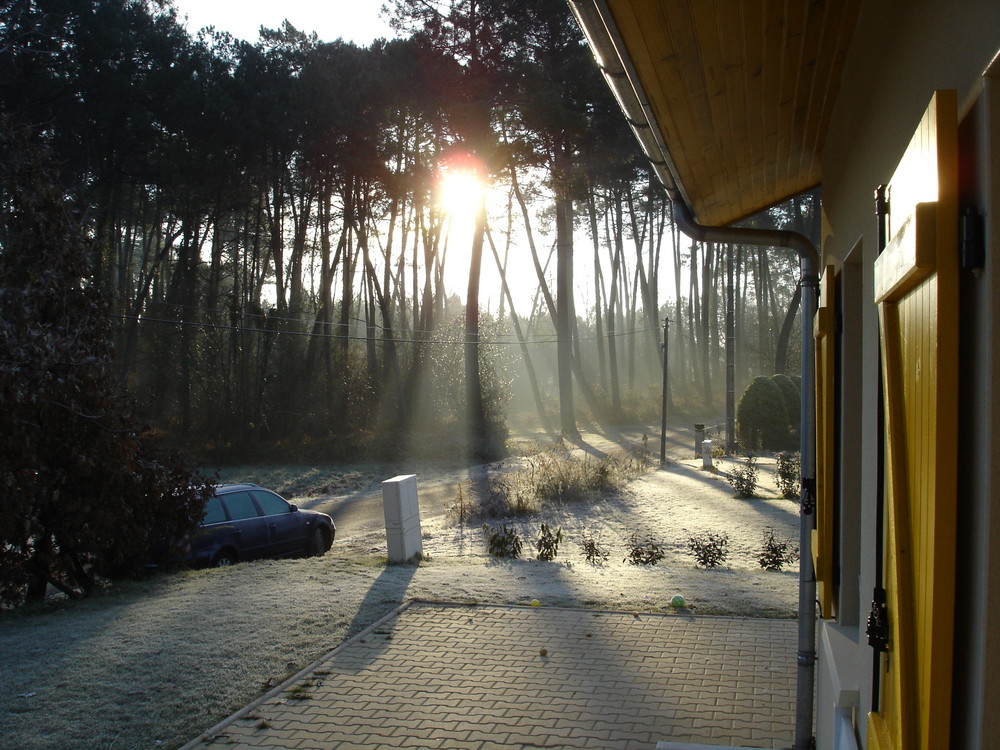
[
  {"x1": 650, "y1": 462, "x2": 800, "y2": 527},
  {"x1": 570, "y1": 424, "x2": 694, "y2": 462}
]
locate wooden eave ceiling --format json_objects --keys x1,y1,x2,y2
[{"x1": 599, "y1": 0, "x2": 861, "y2": 227}]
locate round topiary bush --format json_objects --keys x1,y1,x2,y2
[
  {"x1": 737, "y1": 376, "x2": 790, "y2": 450},
  {"x1": 770, "y1": 373, "x2": 801, "y2": 450}
]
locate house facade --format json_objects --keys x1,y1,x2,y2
[{"x1": 569, "y1": 1, "x2": 1000, "y2": 748}]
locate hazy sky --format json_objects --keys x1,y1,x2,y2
[{"x1": 170, "y1": 0, "x2": 398, "y2": 45}]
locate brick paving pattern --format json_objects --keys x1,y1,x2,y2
[{"x1": 182, "y1": 601, "x2": 796, "y2": 750}]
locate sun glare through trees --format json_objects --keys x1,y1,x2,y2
[
  {"x1": 438, "y1": 156, "x2": 488, "y2": 257},
  {"x1": 0, "y1": 0, "x2": 817, "y2": 472},
  {"x1": 438, "y1": 164, "x2": 487, "y2": 222}
]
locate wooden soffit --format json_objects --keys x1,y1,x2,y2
[{"x1": 579, "y1": 0, "x2": 861, "y2": 227}]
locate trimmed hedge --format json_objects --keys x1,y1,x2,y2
[
  {"x1": 737, "y1": 376, "x2": 790, "y2": 450},
  {"x1": 770, "y1": 373, "x2": 800, "y2": 449}
]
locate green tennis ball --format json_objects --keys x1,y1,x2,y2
[
  {"x1": 530, "y1": 599, "x2": 540, "y2": 607},
  {"x1": 670, "y1": 594, "x2": 686, "y2": 608}
]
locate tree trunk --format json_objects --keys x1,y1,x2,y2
[
  {"x1": 774, "y1": 282, "x2": 802, "y2": 375},
  {"x1": 555, "y1": 189, "x2": 579, "y2": 440},
  {"x1": 587, "y1": 191, "x2": 607, "y2": 390},
  {"x1": 511, "y1": 167, "x2": 557, "y2": 322},
  {"x1": 606, "y1": 192, "x2": 625, "y2": 418},
  {"x1": 700, "y1": 242, "x2": 714, "y2": 409},
  {"x1": 465, "y1": 188, "x2": 489, "y2": 457},
  {"x1": 486, "y1": 225, "x2": 553, "y2": 434},
  {"x1": 725, "y1": 243, "x2": 736, "y2": 452}
]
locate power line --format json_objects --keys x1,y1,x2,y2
[{"x1": 109, "y1": 313, "x2": 657, "y2": 346}]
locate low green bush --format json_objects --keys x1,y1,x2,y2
[
  {"x1": 535, "y1": 523, "x2": 563, "y2": 561},
  {"x1": 776, "y1": 451, "x2": 801, "y2": 499},
  {"x1": 624, "y1": 530, "x2": 666, "y2": 565},
  {"x1": 757, "y1": 527, "x2": 799, "y2": 571},
  {"x1": 728, "y1": 456, "x2": 759, "y2": 497},
  {"x1": 579, "y1": 531, "x2": 610, "y2": 564},
  {"x1": 687, "y1": 532, "x2": 729, "y2": 568},
  {"x1": 485, "y1": 524, "x2": 523, "y2": 559},
  {"x1": 770, "y1": 374, "x2": 801, "y2": 449}
]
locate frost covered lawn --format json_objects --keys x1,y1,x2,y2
[{"x1": 0, "y1": 450, "x2": 800, "y2": 749}]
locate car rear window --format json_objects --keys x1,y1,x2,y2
[
  {"x1": 222, "y1": 491, "x2": 260, "y2": 521},
  {"x1": 202, "y1": 496, "x2": 227, "y2": 525},
  {"x1": 252, "y1": 490, "x2": 290, "y2": 516}
]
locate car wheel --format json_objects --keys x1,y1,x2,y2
[
  {"x1": 309, "y1": 527, "x2": 328, "y2": 557},
  {"x1": 212, "y1": 549, "x2": 237, "y2": 567}
]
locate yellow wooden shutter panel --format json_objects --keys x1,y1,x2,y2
[{"x1": 867, "y1": 89, "x2": 959, "y2": 750}]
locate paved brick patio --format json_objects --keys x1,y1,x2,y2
[{"x1": 181, "y1": 601, "x2": 796, "y2": 749}]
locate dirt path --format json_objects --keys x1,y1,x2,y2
[
  {"x1": 222, "y1": 421, "x2": 728, "y2": 543},
  {"x1": 215, "y1": 422, "x2": 802, "y2": 621}
]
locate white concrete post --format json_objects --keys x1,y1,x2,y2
[
  {"x1": 382, "y1": 474, "x2": 422, "y2": 563},
  {"x1": 702, "y1": 440, "x2": 713, "y2": 469}
]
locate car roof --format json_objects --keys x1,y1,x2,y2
[{"x1": 215, "y1": 483, "x2": 264, "y2": 495}]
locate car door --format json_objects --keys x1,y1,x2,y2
[
  {"x1": 219, "y1": 491, "x2": 270, "y2": 560},
  {"x1": 251, "y1": 489, "x2": 306, "y2": 556}
]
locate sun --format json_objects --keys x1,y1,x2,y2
[
  {"x1": 435, "y1": 146, "x2": 487, "y2": 226},
  {"x1": 437, "y1": 166, "x2": 487, "y2": 220}
]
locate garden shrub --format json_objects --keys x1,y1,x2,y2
[
  {"x1": 687, "y1": 532, "x2": 729, "y2": 568},
  {"x1": 485, "y1": 524, "x2": 523, "y2": 559},
  {"x1": 624, "y1": 530, "x2": 666, "y2": 565},
  {"x1": 737, "y1": 376, "x2": 790, "y2": 450},
  {"x1": 535, "y1": 523, "x2": 563, "y2": 561},
  {"x1": 757, "y1": 527, "x2": 800, "y2": 571},
  {"x1": 728, "y1": 456, "x2": 759, "y2": 497},
  {"x1": 776, "y1": 451, "x2": 801, "y2": 499},
  {"x1": 770, "y1": 373, "x2": 801, "y2": 449},
  {"x1": 579, "y1": 531, "x2": 610, "y2": 564}
]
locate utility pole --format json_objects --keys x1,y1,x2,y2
[
  {"x1": 725, "y1": 244, "x2": 736, "y2": 453},
  {"x1": 660, "y1": 316, "x2": 670, "y2": 465}
]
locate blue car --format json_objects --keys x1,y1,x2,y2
[{"x1": 187, "y1": 484, "x2": 335, "y2": 567}]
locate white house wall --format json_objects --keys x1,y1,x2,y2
[{"x1": 818, "y1": 2, "x2": 1000, "y2": 748}]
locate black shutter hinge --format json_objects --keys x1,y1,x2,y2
[
  {"x1": 961, "y1": 204, "x2": 985, "y2": 275},
  {"x1": 800, "y1": 476, "x2": 816, "y2": 515},
  {"x1": 867, "y1": 586, "x2": 889, "y2": 653}
]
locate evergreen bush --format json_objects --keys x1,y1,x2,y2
[
  {"x1": 624, "y1": 530, "x2": 666, "y2": 565},
  {"x1": 757, "y1": 527, "x2": 800, "y2": 571},
  {"x1": 485, "y1": 524, "x2": 523, "y2": 559},
  {"x1": 776, "y1": 451, "x2": 801, "y2": 499},
  {"x1": 737, "y1": 376, "x2": 790, "y2": 450},
  {"x1": 687, "y1": 532, "x2": 730, "y2": 568},
  {"x1": 579, "y1": 531, "x2": 610, "y2": 564},
  {"x1": 770, "y1": 374, "x2": 801, "y2": 449},
  {"x1": 728, "y1": 456, "x2": 759, "y2": 497}
]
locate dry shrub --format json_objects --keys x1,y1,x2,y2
[{"x1": 479, "y1": 445, "x2": 649, "y2": 519}]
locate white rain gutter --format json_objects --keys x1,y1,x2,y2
[{"x1": 565, "y1": 2, "x2": 819, "y2": 748}]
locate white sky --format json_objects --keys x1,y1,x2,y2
[{"x1": 170, "y1": 0, "x2": 398, "y2": 45}]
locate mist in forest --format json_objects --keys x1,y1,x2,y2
[{"x1": 0, "y1": 0, "x2": 815, "y2": 464}]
